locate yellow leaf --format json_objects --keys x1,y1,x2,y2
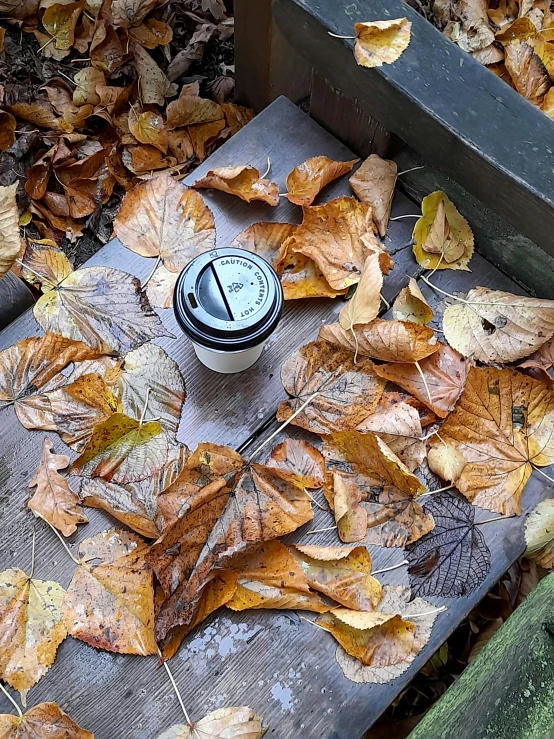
[
  {"x1": 422, "y1": 200, "x2": 466, "y2": 264},
  {"x1": 413, "y1": 191, "x2": 474, "y2": 271},
  {"x1": 504, "y1": 39, "x2": 551, "y2": 104},
  {"x1": 166, "y1": 94, "x2": 224, "y2": 128},
  {"x1": 353, "y1": 18, "x2": 412, "y2": 68},
  {"x1": 128, "y1": 110, "x2": 168, "y2": 153},
  {"x1": 339, "y1": 251, "x2": 383, "y2": 332},
  {"x1": 0, "y1": 702, "x2": 93, "y2": 738},
  {"x1": 427, "y1": 443, "x2": 466, "y2": 483},
  {"x1": 285, "y1": 156, "x2": 358, "y2": 207},
  {"x1": 392, "y1": 277, "x2": 433, "y2": 324},
  {"x1": 72, "y1": 66, "x2": 105, "y2": 106},
  {"x1": 524, "y1": 499, "x2": 554, "y2": 568},
  {"x1": 42, "y1": 0, "x2": 85, "y2": 50},
  {"x1": 194, "y1": 165, "x2": 279, "y2": 206}
]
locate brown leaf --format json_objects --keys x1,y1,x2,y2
[
  {"x1": 353, "y1": 18, "x2": 412, "y2": 68},
  {"x1": 0, "y1": 0, "x2": 39, "y2": 19},
  {"x1": 266, "y1": 438, "x2": 325, "y2": 488},
  {"x1": 373, "y1": 342, "x2": 469, "y2": 418},
  {"x1": 338, "y1": 251, "x2": 383, "y2": 333},
  {"x1": 436, "y1": 366, "x2": 554, "y2": 515},
  {"x1": 0, "y1": 184, "x2": 20, "y2": 281},
  {"x1": 392, "y1": 277, "x2": 433, "y2": 325},
  {"x1": 285, "y1": 156, "x2": 358, "y2": 207},
  {"x1": 221, "y1": 102, "x2": 254, "y2": 135},
  {"x1": 15, "y1": 239, "x2": 72, "y2": 291},
  {"x1": 277, "y1": 340, "x2": 386, "y2": 435},
  {"x1": 0, "y1": 111, "x2": 16, "y2": 152},
  {"x1": 188, "y1": 119, "x2": 227, "y2": 161},
  {"x1": 319, "y1": 318, "x2": 439, "y2": 363},
  {"x1": 283, "y1": 196, "x2": 382, "y2": 291},
  {"x1": 166, "y1": 24, "x2": 217, "y2": 81},
  {"x1": 167, "y1": 128, "x2": 194, "y2": 164},
  {"x1": 29, "y1": 438, "x2": 88, "y2": 536},
  {"x1": 134, "y1": 44, "x2": 177, "y2": 105},
  {"x1": 0, "y1": 702, "x2": 93, "y2": 738},
  {"x1": 505, "y1": 39, "x2": 551, "y2": 104},
  {"x1": 6, "y1": 101, "x2": 72, "y2": 132},
  {"x1": 111, "y1": 0, "x2": 159, "y2": 27},
  {"x1": 333, "y1": 472, "x2": 368, "y2": 542},
  {"x1": 413, "y1": 191, "x2": 474, "y2": 271},
  {"x1": 90, "y1": 21, "x2": 126, "y2": 73},
  {"x1": 129, "y1": 109, "x2": 168, "y2": 153},
  {"x1": 194, "y1": 165, "x2": 279, "y2": 206},
  {"x1": 42, "y1": 1, "x2": 85, "y2": 50},
  {"x1": 0, "y1": 569, "x2": 66, "y2": 703},
  {"x1": 349, "y1": 154, "x2": 398, "y2": 237},
  {"x1": 166, "y1": 94, "x2": 223, "y2": 128},
  {"x1": 357, "y1": 401, "x2": 425, "y2": 473},
  {"x1": 128, "y1": 18, "x2": 173, "y2": 48},
  {"x1": 125, "y1": 144, "x2": 176, "y2": 174},
  {"x1": 156, "y1": 707, "x2": 264, "y2": 739},
  {"x1": 62, "y1": 528, "x2": 157, "y2": 654},
  {"x1": 230, "y1": 221, "x2": 295, "y2": 268},
  {"x1": 72, "y1": 67, "x2": 105, "y2": 106}
]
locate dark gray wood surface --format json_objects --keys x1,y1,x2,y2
[
  {"x1": 0, "y1": 98, "x2": 552, "y2": 739},
  {"x1": 273, "y1": 0, "x2": 554, "y2": 260},
  {"x1": 0, "y1": 272, "x2": 34, "y2": 331}
]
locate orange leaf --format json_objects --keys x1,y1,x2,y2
[
  {"x1": 166, "y1": 94, "x2": 224, "y2": 128},
  {"x1": 0, "y1": 702, "x2": 93, "y2": 738},
  {"x1": 194, "y1": 165, "x2": 279, "y2": 205},
  {"x1": 0, "y1": 111, "x2": 16, "y2": 152},
  {"x1": 349, "y1": 154, "x2": 398, "y2": 237},
  {"x1": 285, "y1": 156, "x2": 358, "y2": 207},
  {"x1": 128, "y1": 109, "x2": 168, "y2": 153}
]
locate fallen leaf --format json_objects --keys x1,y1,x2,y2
[
  {"x1": 266, "y1": 438, "x2": 325, "y2": 488},
  {"x1": 436, "y1": 366, "x2": 554, "y2": 515},
  {"x1": 524, "y1": 499, "x2": 554, "y2": 568},
  {"x1": 16, "y1": 239, "x2": 71, "y2": 290},
  {"x1": 129, "y1": 18, "x2": 173, "y2": 48},
  {"x1": 373, "y1": 342, "x2": 469, "y2": 418},
  {"x1": 0, "y1": 0, "x2": 39, "y2": 18},
  {"x1": 111, "y1": 0, "x2": 159, "y2": 27},
  {"x1": 222, "y1": 102, "x2": 254, "y2": 135},
  {"x1": 0, "y1": 702, "x2": 93, "y2": 738},
  {"x1": 114, "y1": 173, "x2": 215, "y2": 276},
  {"x1": 62, "y1": 528, "x2": 157, "y2": 654},
  {"x1": 338, "y1": 252, "x2": 383, "y2": 334},
  {"x1": 0, "y1": 567, "x2": 66, "y2": 703},
  {"x1": 230, "y1": 221, "x2": 295, "y2": 267},
  {"x1": 285, "y1": 156, "x2": 358, "y2": 207},
  {"x1": 319, "y1": 318, "x2": 439, "y2": 363},
  {"x1": 0, "y1": 111, "x2": 16, "y2": 152},
  {"x1": 332, "y1": 472, "x2": 367, "y2": 543},
  {"x1": 357, "y1": 401, "x2": 425, "y2": 473},
  {"x1": 349, "y1": 154, "x2": 398, "y2": 237},
  {"x1": 283, "y1": 197, "x2": 380, "y2": 291},
  {"x1": 277, "y1": 340, "x2": 385, "y2": 434},
  {"x1": 324, "y1": 432, "x2": 432, "y2": 547},
  {"x1": 134, "y1": 44, "x2": 177, "y2": 105},
  {"x1": 166, "y1": 94, "x2": 224, "y2": 128},
  {"x1": 90, "y1": 21, "x2": 127, "y2": 73},
  {"x1": 167, "y1": 128, "x2": 194, "y2": 163},
  {"x1": 193, "y1": 165, "x2": 279, "y2": 206},
  {"x1": 406, "y1": 493, "x2": 491, "y2": 597},
  {"x1": 336, "y1": 584, "x2": 439, "y2": 683},
  {"x1": 519, "y1": 336, "x2": 554, "y2": 386},
  {"x1": 427, "y1": 443, "x2": 466, "y2": 484},
  {"x1": 72, "y1": 67, "x2": 106, "y2": 106},
  {"x1": 392, "y1": 277, "x2": 433, "y2": 325},
  {"x1": 505, "y1": 39, "x2": 551, "y2": 104},
  {"x1": 125, "y1": 144, "x2": 176, "y2": 174},
  {"x1": 188, "y1": 119, "x2": 227, "y2": 161},
  {"x1": 0, "y1": 184, "x2": 20, "y2": 281},
  {"x1": 42, "y1": 0, "x2": 85, "y2": 50},
  {"x1": 353, "y1": 18, "x2": 412, "y2": 68},
  {"x1": 28, "y1": 438, "x2": 88, "y2": 536},
  {"x1": 156, "y1": 707, "x2": 264, "y2": 739},
  {"x1": 413, "y1": 191, "x2": 474, "y2": 270},
  {"x1": 277, "y1": 250, "x2": 343, "y2": 300},
  {"x1": 6, "y1": 101, "x2": 72, "y2": 132},
  {"x1": 443, "y1": 287, "x2": 554, "y2": 363},
  {"x1": 129, "y1": 110, "x2": 168, "y2": 153}
]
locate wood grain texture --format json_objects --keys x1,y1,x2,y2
[
  {"x1": 0, "y1": 272, "x2": 34, "y2": 330},
  {"x1": 274, "y1": 0, "x2": 554, "y2": 260}
]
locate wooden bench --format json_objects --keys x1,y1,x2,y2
[
  {"x1": 1, "y1": 98, "x2": 552, "y2": 738},
  {"x1": 0, "y1": 272, "x2": 34, "y2": 331}
]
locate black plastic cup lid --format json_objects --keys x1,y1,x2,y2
[{"x1": 174, "y1": 248, "x2": 284, "y2": 352}]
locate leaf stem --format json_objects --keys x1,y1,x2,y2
[
  {"x1": 139, "y1": 387, "x2": 151, "y2": 426},
  {"x1": 380, "y1": 292, "x2": 391, "y2": 311},
  {"x1": 0, "y1": 683, "x2": 22, "y2": 718},
  {"x1": 372, "y1": 559, "x2": 408, "y2": 575},
  {"x1": 36, "y1": 513, "x2": 79, "y2": 565},
  {"x1": 141, "y1": 255, "x2": 162, "y2": 290},
  {"x1": 305, "y1": 490, "x2": 327, "y2": 512},
  {"x1": 261, "y1": 157, "x2": 271, "y2": 179},
  {"x1": 390, "y1": 214, "x2": 421, "y2": 221},
  {"x1": 328, "y1": 32, "x2": 357, "y2": 39},
  {"x1": 159, "y1": 651, "x2": 194, "y2": 728},
  {"x1": 533, "y1": 465, "x2": 554, "y2": 485},
  {"x1": 475, "y1": 514, "x2": 516, "y2": 526},
  {"x1": 306, "y1": 525, "x2": 337, "y2": 535},
  {"x1": 415, "y1": 360, "x2": 432, "y2": 404},
  {"x1": 247, "y1": 391, "x2": 319, "y2": 462},
  {"x1": 404, "y1": 606, "x2": 447, "y2": 619},
  {"x1": 419, "y1": 484, "x2": 454, "y2": 498},
  {"x1": 16, "y1": 259, "x2": 52, "y2": 285},
  {"x1": 299, "y1": 615, "x2": 331, "y2": 632},
  {"x1": 397, "y1": 165, "x2": 425, "y2": 177}
]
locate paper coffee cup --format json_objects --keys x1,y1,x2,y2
[{"x1": 174, "y1": 248, "x2": 284, "y2": 374}]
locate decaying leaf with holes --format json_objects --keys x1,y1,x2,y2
[
  {"x1": 277, "y1": 340, "x2": 385, "y2": 435},
  {"x1": 392, "y1": 277, "x2": 433, "y2": 325},
  {"x1": 147, "y1": 442, "x2": 313, "y2": 644},
  {"x1": 373, "y1": 342, "x2": 468, "y2": 418},
  {"x1": 62, "y1": 528, "x2": 157, "y2": 655},
  {"x1": 406, "y1": 493, "x2": 491, "y2": 597},
  {"x1": 353, "y1": 18, "x2": 412, "y2": 68},
  {"x1": 338, "y1": 251, "x2": 383, "y2": 335},
  {"x1": 319, "y1": 319, "x2": 439, "y2": 363},
  {"x1": 336, "y1": 585, "x2": 440, "y2": 683},
  {"x1": 357, "y1": 401, "x2": 425, "y2": 473},
  {"x1": 0, "y1": 702, "x2": 94, "y2": 738},
  {"x1": 285, "y1": 156, "x2": 358, "y2": 207},
  {"x1": 0, "y1": 184, "x2": 20, "y2": 281},
  {"x1": 28, "y1": 438, "x2": 88, "y2": 536},
  {"x1": 156, "y1": 707, "x2": 264, "y2": 739},
  {"x1": 435, "y1": 366, "x2": 554, "y2": 515},
  {"x1": 443, "y1": 287, "x2": 554, "y2": 363},
  {"x1": 413, "y1": 191, "x2": 474, "y2": 271},
  {"x1": 193, "y1": 166, "x2": 279, "y2": 205},
  {"x1": 324, "y1": 431, "x2": 432, "y2": 547},
  {"x1": 349, "y1": 154, "x2": 398, "y2": 237},
  {"x1": 0, "y1": 567, "x2": 66, "y2": 704},
  {"x1": 524, "y1": 499, "x2": 554, "y2": 569}
]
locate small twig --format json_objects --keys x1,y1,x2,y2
[
  {"x1": 404, "y1": 606, "x2": 447, "y2": 619},
  {"x1": 372, "y1": 560, "x2": 408, "y2": 575},
  {"x1": 533, "y1": 465, "x2": 554, "y2": 486},
  {"x1": 139, "y1": 388, "x2": 151, "y2": 426},
  {"x1": 247, "y1": 392, "x2": 319, "y2": 462},
  {"x1": 299, "y1": 615, "x2": 331, "y2": 632},
  {"x1": 261, "y1": 157, "x2": 271, "y2": 179},
  {"x1": 141, "y1": 255, "x2": 161, "y2": 290},
  {"x1": 415, "y1": 360, "x2": 432, "y2": 404},
  {"x1": 328, "y1": 32, "x2": 357, "y2": 39},
  {"x1": 380, "y1": 293, "x2": 391, "y2": 311},
  {"x1": 306, "y1": 525, "x2": 337, "y2": 535},
  {"x1": 36, "y1": 513, "x2": 79, "y2": 565},
  {"x1": 390, "y1": 214, "x2": 421, "y2": 221},
  {"x1": 475, "y1": 514, "x2": 516, "y2": 526},
  {"x1": 397, "y1": 165, "x2": 425, "y2": 177},
  {"x1": 305, "y1": 490, "x2": 327, "y2": 512},
  {"x1": 0, "y1": 683, "x2": 22, "y2": 718},
  {"x1": 419, "y1": 484, "x2": 454, "y2": 498},
  {"x1": 71, "y1": 57, "x2": 91, "y2": 63},
  {"x1": 159, "y1": 651, "x2": 194, "y2": 730}
]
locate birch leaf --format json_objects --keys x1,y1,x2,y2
[
  {"x1": 392, "y1": 277, "x2": 433, "y2": 325},
  {"x1": 339, "y1": 252, "x2": 383, "y2": 332},
  {"x1": 285, "y1": 156, "x2": 358, "y2": 207},
  {"x1": 413, "y1": 191, "x2": 474, "y2": 271},
  {"x1": 156, "y1": 707, "x2": 264, "y2": 739},
  {"x1": 353, "y1": 18, "x2": 412, "y2": 68},
  {"x1": 0, "y1": 184, "x2": 20, "y2": 281},
  {"x1": 349, "y1": 154, "x2": 397, "y2": 237}
]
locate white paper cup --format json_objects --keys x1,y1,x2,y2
[{"x1": 174, "y1": 248, "x2": 283, "y2": 374}]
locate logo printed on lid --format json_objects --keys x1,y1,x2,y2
[{"x1": 228, "y1": 282, "x2": 244, "y2": 293}]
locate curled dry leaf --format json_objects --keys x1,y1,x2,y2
[
  {"x1": 285, "y1": 156, "x2": 358, "y2": 207},
  {"x1": 436, "y1": 366, "x2": 554, "y2": 515},
  {"x1": 230, "y1": 220, "x2": 295, "y2": 267},
  {"x1": 406, "y1": 493, "x2": 491, "y2": 597},
  {"x1": 413, "y1": 191, "x2": 474, "y2": 271},
  {"x1": 324, "y1": 432, "x2": 431, "y2": 547},
  {"x1": 6, "y1": 101, "x2": 72, "y2": 133},
  {"x1": 0, "y1": 702, "x2": 93, "y2": 738},
  {"x1": 320, "y1": 318, "x2": 439, "y2": 363},
  {"x1": 134, "y1": 44, "x2": 177, "y2": 106},
  {"x1": 266, "y1": 438, "x2": 325, "y2": 488},
  {"x1": 427, "y1": 443, "x2": 466, "y2": 484},
  {"x1": 392, "y1": 277, "x2": 433, "y2": 325},
  {"x1": 373, "y1": 342, "x2": 468, "y2": 418},
  {"x1": 519, "y1": 336, "x2": 554, "y2": 386},
  {"x1": 505, "y1": 39, "x2": 551, "y2": 105},
  {"x1": 188, "y1": 119, "x2": 227, "y2": 161},
  {"x1": 62, "y1": 528, "x2": 157, "y2": 655},
  {"x1": 357, "y1": 401, "x2": 425, "y2": 473},
  {"x1": 277, "y1": 340, "x2": 385, "y2": 435},
  {"x1": 524, "y1": 499, "x2": 554, "y2": 568},
  {"x1": 0, "y1": 111, "x2": 16, "y2": 152},
  {"x1": 129, "y1": 110, "x2": 168, "y2": 153},
  {"x1": 0, "y1": 184, "x2": 20, "y2": 281},
  {"x1": 166, "y1": 95, "x2": 224, "y2": 128},
  {"x1": 111, "y1": 0, "x2": 160, "y2": 27},
  {"x1": 353, "y1": 18, "x2": 412, "y2": 68},
  {"x1": 29, "y1": 438, "x2": 88, "y2": 536},
  {"x1": 0, "y1": 567, "x2": 66, "y2": 703},
  {"x1": 42, "y1": 0, "x2": 85, "y2": 50},
  {"x1": 194, "y1": 166, "x2": 279, "y2": 206},
  {"x1": 338, "y1": 251, "x2": 383, "y2": 334},
  {"x1": 333, "y1": 472, "x2": 367, "y2": 543},
  {"x1": 443, "y1": 287, "x2": 554, "y2": 363},
  {"x1": 284, "y1": 196, "x2": 381, "y2": 291},
  {"x1": 336, "y1": 585, "x2": 439, "y2": 683},
  {"x1": 156, "y1": 707, "x2": 264, "y2": 739},
  {"x1": 349, "y1": 154, "x2": 398, "y2": 238}
]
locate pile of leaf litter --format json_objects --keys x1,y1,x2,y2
[
  {"x1": 0, "y1": 0, "x2": 248, "y2": 266},
  {"x1": 408, "y1": 0, "x2": 554, "y2": 116}
]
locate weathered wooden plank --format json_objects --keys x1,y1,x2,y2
[
  {"x1": 408, "y1": 571, "x2": 554, "y2": 739},
  {"x1": 0, "y1": 272, "x2": 34, "y2": 330},
  {"x1": 273, "y1": 0, "x2": 554, "y2": 261}
]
